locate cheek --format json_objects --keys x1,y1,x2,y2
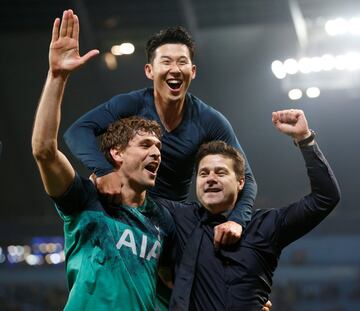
[{"x1": 195, "y1": 180, "x2": 203, "y2": 195}]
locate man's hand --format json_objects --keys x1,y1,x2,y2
[
  {"x1": 90, "y1": 172, "x2": 122, "y2": 205},
  {"x1": 49, "y1": 9, "x2": 99, "y2": 78},
  {"x1": 214, "y1": 221, "x2": 243, "y2": 249},
  {"x1": 272, "y1": 109, "x2": 311, "y2": 142},
  {"x1": 262, "y1": 300, "x2": 272, "y2": 311}
]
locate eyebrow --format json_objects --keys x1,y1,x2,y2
[
  {"x1": 199, "y1": 166, "x2": 229, "y2": 172},
  {"x1": 159, "y1": 55, "x2": 189, "y2": 60},
  {"x1": 139, "y1": 138, "x2": 162, "y2": 147}
]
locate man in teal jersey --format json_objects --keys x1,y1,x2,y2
[{"x1": 32, "y1": 10, "x2": 174, "y2": 310}]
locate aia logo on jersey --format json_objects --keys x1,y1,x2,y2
[{"x1": 116, "y1": 229, "x2": 161, "y2": 261}]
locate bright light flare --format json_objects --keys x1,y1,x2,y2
[
  {"x1": 306, "y1": 87, "x2": 321, "y2": 98},
  {"x1": 284, "y1": 58, "x2": 299, "y2": 75},
  {"x1": 104, "y1": 52, "x2": 117, "y2": 70},
  {"x1": 325, "y1": 17, "x2": 360, "y2": 36},
  {"x1": 288, "y1": 89, "x2": 302, "y2": 100},
  {"x1": 320, "y1": 54, "x2": 336, "y2": 71},
  {"x1": 298, "y1": 57, "x2": 312, "y2": 74},
  {"x1": 271, "y1": 60, "x2": 286, "y2": 79},
  {"x1": 111, "y1": 43, "x2": 135, "y2": 56}
]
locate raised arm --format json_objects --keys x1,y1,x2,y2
[
  {"x1": 272, "y1": 109, "x2": 340, "y2": 248},
  {"x1": 32, "y1": 9, "x2": 99, "y2": 197}
]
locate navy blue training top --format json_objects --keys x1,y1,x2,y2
[
  {"x1": 155, "y1": 144, "x2": 340, "y2": 310},
  {"x1": 64, "y1": 88, "x2": 257, "y2": 227}
]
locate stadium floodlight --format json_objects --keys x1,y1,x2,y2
[
  {"x1": 288, "y1": 89, "x2": 302, "y2": 100},
  {"x1": 349, "y1": 18, "x2": 360, "y2": 35},
  {"x1": 325, "y1": 18, "x2": 348, "y2": 36},
  {"x1": 271, "y1": 60, "x2": 286, "y2": 79},
  {"x1": 320, "y1": 54, "x2": 336, "y2": 71},
  {"x1": 111, "y1": 42, "x2": 135, "y2": 56},
  {"x1": 325, "y1": 17, "x2": 360, "y2": 36},
  {"x1": 306, "y1": 87, "x2": 321, "y2": 98},
  {"x1": 298, "y1": 57, "x2": 312, "y2": 73},
  {"x1": 284, "y1": 58, "x2": 299, "y2": 75}
]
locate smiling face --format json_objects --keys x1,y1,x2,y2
[
  {"x1": 145, "y1": 43, "x2": 196, "y2": 104},
  {"x1": 196, "y1": 154, "x2": 244, "y2": 214},
  {"x1": 112, "y1": 131, "x2": 162, "y2": 191}
]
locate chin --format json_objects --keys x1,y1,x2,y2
[
  {"x1": 203, "y1": 200, "x2": 221, "y2": 210},
  {"x1": 146, "y1": 181, "x2": 156, "y2": 188}
]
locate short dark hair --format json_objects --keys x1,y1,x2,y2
[
  {"x1": 100, "y1": 116, "x2": 162, "y2": 166},
  {"x1": 195, "y1": 141, "x2": 245, "y2": 180},
  {"x1": 146, "y1": 26, "x2": 195, "y2": 63}
]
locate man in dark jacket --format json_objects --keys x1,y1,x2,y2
[{"x1": 155, "y1": 109, "x2": 340, "y2": 310}]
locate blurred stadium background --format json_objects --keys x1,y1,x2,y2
[{"x1": 1, "y1": 0, "x2": 360, "y2": 310}]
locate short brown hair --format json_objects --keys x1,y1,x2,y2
[
  {"x1": 195, "y1": 141, "x2": 245, "y2": 180},
  {"x1": 100, "y1": 116, "x2": 162, "y2": 166}
]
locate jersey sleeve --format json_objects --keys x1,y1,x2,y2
[
  {"x1": 274, "y1": 144, "x2": 341, "y2": 249},
  {"x1": 63, "y1": 92, "x2": 142, "y2": 177},
  {"x1": 203, "y1": 109, "x2": 257, "y2": 228},
  {"x1": 51, "y1": 173, "x2": 92, "y2": 220}
]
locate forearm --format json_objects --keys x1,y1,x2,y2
[
  {"x1": 63, "y1": 108, "x2": 115, "y2": 176},
  {"x1": 228, "y1": 163, "x2": 257, "y2": 228},
  {"x1": 32, "y1": 72, "x2": 75, "y2": 197},
  {"x1": 278, "y1": 143, "x2": 340, "y2": 248},
  {"x1": 32, "y1": 71, "x2": 67, "y2": 159},
  {"x1": 301, "y1": 143, "x2": 340, "y2": 207}
]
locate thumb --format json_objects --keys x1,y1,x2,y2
[{"x1": 81, "y1": 49, "x2": 100, "y2": 64}]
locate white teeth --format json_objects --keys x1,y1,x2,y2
[{"x1": 167, "y1": 79, "x2": 182, "y2": 83}]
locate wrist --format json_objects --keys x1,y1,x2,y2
[
  {"x1": 293, "y1": 129, "x2": 316, "y2": 147},
  {"x1": 48, "y1": 69, "x2": 70, "y2": 81}
]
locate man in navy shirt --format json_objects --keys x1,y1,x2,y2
[
  {"x1": 64, "y1": 12, "x2": 257, "y2": 246},
  {"x1": 155, "y1": 109, "x2": 340, "y2": 310}
]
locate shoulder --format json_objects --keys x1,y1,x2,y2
[
  {"x1": 152, "y1": 197, "x2": 200, "y2": 232},
  {"x1": 147, "y1": 197, "x2": 176, "y2": 236},
  {"x1": 187, "y1": 93, "x2": 231, "y2": 128},
  {"x1": 105, "y1": 88, "x2": 150, "y2": 113},
  {"x1": 151, "y1": 197, "x2": 197, "y2": 215},
  {"x1": 52, "y1": 173, "x2": 98, "y2": 216}
]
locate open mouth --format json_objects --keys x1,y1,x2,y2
[
  {"x1": 166, "y1": 79, "x2": 183, "y2": 90},
  {"x1": 204, "y1": 188, "x2": 222, "y2": 193},
  {"x1": 145, "y1": 162, "x2": 159, "y2": 174}
]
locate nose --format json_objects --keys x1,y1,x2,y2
[
  {"x1": 150, "y1": 145, "x2": 161, "y2": 159},
  {"x1": 169, "y1": 62, "x2": 181, "y2": 73},
  {"x1": 206, "y1": 172, "x2": 218, "y2": 185}
]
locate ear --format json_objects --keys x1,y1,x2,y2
[
  {"x1": 110, "y1": 148, "x2": 124, "y2": 167},
  {"x1": 144, "y1": 63, "x2": 154, "y2": 80},
  {"x1": 237, "y1": 178, "x2": 245, "y2": 192},
  {"x1": 191, "y1": 64, "x2": 197, "y2": 79}
]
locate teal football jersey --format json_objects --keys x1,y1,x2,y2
[{"x1": 53, "y1": 174, "x2": 174, "y2": 310}]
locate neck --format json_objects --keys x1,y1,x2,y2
[
  {"x1": 203, "y1": 204, "x2": 234, "y2": 215},
  {"x1": 120, "y1": 185, "x2": 147, "y2": 207},
  {"x1": 112, "y1": 171, "x2": 146, "y2": 207},
  {"x1": 153, "y1": 90, "x2": 185, "y2": 132}
]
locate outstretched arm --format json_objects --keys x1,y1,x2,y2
[
  {"x1": 271, "y1": 109, "x2": 340, "y2": 248},
  {"x1": 32, "y1": 9, "x2": 99, "y2": 197}
]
